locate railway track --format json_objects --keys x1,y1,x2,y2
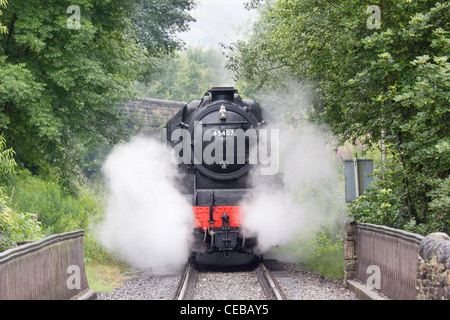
[
  {"x1": 98, "y1": 258, "x2": 356, "y2": 301},
  {"x1": 174, "y1": 260, "x2": 286, "y2": 300},
  {"x1": 174, "y1": 262, "x2": 199, "y2": 300},
  {"x1": 255, "y1": 262, "x2": 286, "y2": 300}
]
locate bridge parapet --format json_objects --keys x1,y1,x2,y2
[
  {"x1": 345, "y1": 222, "x2": 449, "y2": 300},
  {"x1": 0, "y1": 230, "x2": 96, "y2": 300},
  {"x1": 121, "y1": 98, "x2": 186, "y2": 136}
]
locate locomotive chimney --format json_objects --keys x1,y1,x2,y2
[{"x1": 209, "y1": 87, "x2": 237, "y2": 102}]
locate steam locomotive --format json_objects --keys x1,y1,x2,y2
[{"x1": 165, "y1": 87, "x2": 282, "y2": 264}]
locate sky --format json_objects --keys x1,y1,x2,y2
[{"x1": 177, "y1": 0, "x2": 256, "y2": 48}]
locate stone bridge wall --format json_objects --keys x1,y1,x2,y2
[{"x1": 121, "y1": 98, "x2": 186, "y2": 136}]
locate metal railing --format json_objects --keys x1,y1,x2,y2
[
  {"x1": 0, "y1": 230, "x2": 95, "y2": 300},
  {"x1": 354, "y1": 223, "x2": 424, "y2": 300}
]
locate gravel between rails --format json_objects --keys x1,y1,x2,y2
[
  {"x1": 96, "y1": 261, "x2": 356, "y2": 300},
  {"x1": 97, "y1": 265, "x2": 184, "y2": 300},
  {"x1": 193, "y1": 271, "x2": 266, "y2": 300}
]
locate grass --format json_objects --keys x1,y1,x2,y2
[
  {"x1": 85, "y1": 261, "x2": 133, "y2": 293},
  {"x1": 303, "y1": 246, "x2": 344, "y2": 279},
  {"x1": 273, "y1": 231, "x2": 345, "y2": 280}
]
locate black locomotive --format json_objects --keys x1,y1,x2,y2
[{"x1": 165, "y1": 87, "x2": 282, "y2": 263}]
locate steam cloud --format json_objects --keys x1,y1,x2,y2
[
  {"x1": 96, "y1": 81, "x2": 345, "y2": 266},
  {"x1": 97, "y1": 136, "x2": 193, "y2": 269},
  {"x1": 241, "y1": 82, "x2": 345, "y2": 254}
]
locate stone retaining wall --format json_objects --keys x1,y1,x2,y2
[{"x1": 417, "y1": 232, "x2": 450, "y2": 300}]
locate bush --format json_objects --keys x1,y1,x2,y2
[
  {"x1": 0, "y1": 189, "x2": 43, "y2": 251},
  {"x1": 3, "y1": 168, "x2": 111, "y2": 263},
  {"x1": 7, "y1": 170, "x2": 99, "y2": 234},
  {"x1": 276, "y1": 227, "x2": 345, "y2": 279},
  {"x1": 304, "y1": 230, "x2": 344, "y2": 279},
  {"x1": 0, "y1": 135, "x2": 43, "y2": 251},
  {"x1": 349, "y1": 158, "x2": 449, "y2": 236}
]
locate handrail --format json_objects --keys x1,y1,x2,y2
[
  {"x1": 357, "y1": 222, "x2": 425, "y2": 245},
  {"x1": 0, "y1": 230, "x2": 85, "y2": 262}
]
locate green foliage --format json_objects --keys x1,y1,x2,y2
[
  {"x1": 0, "y1": 137, "x2": 43, "y2": 251},
  {"x1": 3, "y1": 166, "x2": 111, "y2": 261},
  {"x1": 0, "y1": 191, "x2": 43, "y2": 251},
  {"x1": 310, "y1": 230, "x2": 344, "y2": 257},
  {"x1": 0, "y1": 0, "x2": 197, "y2": 264},
  {"x1": 0, "y1": 0, "x2": 194, "y2": 192},
  {"x1": 428, "y1": 177, "x2": 450, "y2": 220},
  {"x1": 228, "y1": 0, "x2": 450, "y2": 234},
  {"x1": 0, "y1": 0, "x2": 7, "y2": 34},
  {"x1": 350, "y1": 161, "x2": 449, "y2": 235},
  {"x1": 7, "y1": 169, "x2": 102, "y2": 235},
  {"x1": 0, "y1": 134, "x2": 15, "y2": 177},
  {"x1": 277, "y1": 229, "x2": 344, "y2": 279},
  {"x1": 349, "y1": 159, "x2": 410, "y2": 227},
  {"x1": 137, "y1": 45, "x2": 234, "y2": 102},
  {"x1": 0, "y1": 134, "x2": 42, "y2": 251},
  {"x1": 131, "y1": 0, "x2": 196, "y2": 56},
  {"x1": 304, "y1": 243, "x2": 344, "y2": 280}
]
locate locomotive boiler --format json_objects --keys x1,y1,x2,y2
[{"x1": 165, "y1": 87, "x2": 282, "y2": 264}]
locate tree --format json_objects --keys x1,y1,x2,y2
[
  {"x1": 0, "y1": 0, "x2": 7, "y2": 34},
  {"x1": 138, "y1": 45, "x2": 233, "y2": 102},
  {"x1": 227, "y1": 0, "x2": 449, "y2": 234},
  {"x1": 132, "y1": 0, "x2": 195, "y2": 55},
  {"x1": 0, "y1": 0, "x2": 194, "y2": 192}
]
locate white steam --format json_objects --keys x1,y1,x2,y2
[
  {"x1": 96, "y1": 81, "x2": 346, "y2": 265},
  {"x1": 97, "y1": 136, "x2": 193, "y2": 269},
  {"x1": 241, "y1": 82, "x2": 344, "y2": 254}
]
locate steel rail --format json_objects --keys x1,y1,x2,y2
[
  {"x1": 258, "y1": 262, "x2": 286, "y2": 300},
  {"x1": 174, "y1": 262, "x2": 197, "y2": 300}
]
